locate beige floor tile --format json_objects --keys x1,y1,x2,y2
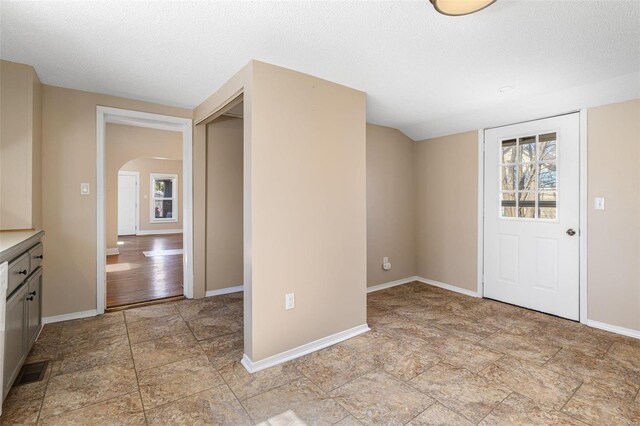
[
  {"x1": 25, "y1": 340, "x2": 59, "y2": 364},
  {"x1": 126, "y1": 313, "x2": 190, "y2": 344},
  {"x1": 220, "y1": 361, "x2": 303, "y2": 401},
  {"x1": 391, "y1": 303, "x2": 452, "y2": 323},
  {"x1": 378, "y1": 321, "x2": 446, "y2": 347},
  {"x1": 296, "y1": 345, "x2": 374, "y2": 392},
  {"x1": 357, "y1": 337, "x2": 440, "y2": 381},
  {"x1": 242, "y1": 378, "x2": 347, "y2": 425},
  {"x1": 175, "y1": 297, "x2": 226, "y2": 321},
  {"x1": 0, "y1": 392, "x2": 43, "y2": 425},
  {"x1": 409, "y1": 363, "x2": 511, "y2": 423},
  {"x1": 606, "y1": 341, "x2": 640, "y2": 373},
  {"x1": 145, "y1": 385, "x2": 252, "y2": 425},
  {"x1": 53, "y1": 333, "x2": 133, "y2": 376},
  {"x1": 479, "y1": 393, "x2": 585, "y2": 425},
  {"x1": 443, "y1": 344, "x2": 503, "y2": 373},
  {"x1": 330, "y1": 371, "x2": 433, "y2": 426},
  {"x1": 406, "y1": 402, "x2": 474, "y2": 426},
  {"x1": 435, "y1": 316, "x2": 499, "y2": 341},
  {"x1": 479, "y1": 330, "x2": 561, "y2": 365},
  {"x1": 124, "y1": 303, "x2": 179, "y2": 323},
  {"x1": 480, "y1": 356, "x2": 581, "y2": 410},
  {"x1": 333, "y1": 415, "x2": 363, "y2": 425},
  {"x1": 39, "y1": 363, "x2": 137, "y2": 419},
  {"x1": 562, "y1": 381, "x2": 640, "y2": 425},
  {"x1": 187, "y1": 307, "x2": 243, "y2": 341},
  {"x1": 39, "y1": 393, "x2": 145, "y2": 425},
  {"x1": 367, "y1": 305, "x2": 406, "y2": 326},
  {"x1": 130, "y1": 332, "x2": 203, "y2": 371},
  {"x1": 60, "y1": 312, "x2": 126, "y2": 347},
  {"x1": 138, "y1": 354, "x2": 224, "y2": 409},
  {"x1": 545, "y1": 347, "x2": 640, "y2": 400},
  {"x1": 199, "y1": 331, "x2": 244, "y2": 370}
]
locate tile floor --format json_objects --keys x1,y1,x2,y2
[{"x1": 2, "y1": 282, "x2": 640, "y2": 425}]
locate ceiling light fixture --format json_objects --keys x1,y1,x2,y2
[
  {"x1": 499, "y1": 86, "x2": 514, "y2": 93},
  {"x1": 430, "y1": 0, "x2": 497, "y2": 16}
]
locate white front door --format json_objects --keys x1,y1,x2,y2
[
  {"x1": 118, "y1": 173, "x2": 137, "y2": 236},
  {"x1": 483, "y1": 113, "x2": 580, "y2": 320}
]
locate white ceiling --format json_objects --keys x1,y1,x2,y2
[{"x1": 2, "y1": 0, "x2": 639, "y2": 140}]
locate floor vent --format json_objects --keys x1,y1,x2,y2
[{"x1": 16, "y1": 360, "x2": 49, "y2": 386}]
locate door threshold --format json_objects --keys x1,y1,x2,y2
[{"x1": 106, "y1": 295, "x2": 186, "y2": 312}]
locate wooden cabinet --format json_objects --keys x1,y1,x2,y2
[{"x1": 1, "y1": 233, "x2": 44, "y2": 401}]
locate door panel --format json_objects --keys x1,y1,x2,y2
[
  {"x1": 484, "y1": 113, "x2": 580, "y2": 320},
  {"x1": 118, "y1": 173, "x2": 137, "y2": 236}
]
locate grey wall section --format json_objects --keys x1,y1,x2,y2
[
  {"x1": 206, "y1": 116, "x2": 244, "y2": 292},
  {"x1": 415, "y1": 131, "x2": 479, "y2": 292},
  {"x1": 366, "y1": 124, "x2": 416, "y2": 287}
]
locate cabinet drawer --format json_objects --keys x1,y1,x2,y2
[
  {"x1": 7, "y1": 253, "x2": 30, "y2": 296},
  {"x1": 29, "y1": 242, "x2": 44, "y2": 270}
]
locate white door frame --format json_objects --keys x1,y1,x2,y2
[
  {"x1": 97, "y1": 106, "x2": 193, "y2": 314},
  {"x1": 117, "y1": 170, "x2": 139, "y2": 236},
  {"x1": 477, "y1": 109, "x2": 588, "y2": 324}
]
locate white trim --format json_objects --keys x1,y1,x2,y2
[
  {"x1": 117, "y1": 170, "x2": 140, "y2": 235},
  {"x1": 43, "y1": 309, "x2": 97, "y2": 324},
  {"x1": 477, "y1": 129, "x2": 485, "y2": 297},
  {"x1": 135, "y1": 229, "x2": 183, "y2": 236},
  {"x1": 416, "y1": 276, "x2": 482, "y2": 298},
  {"x1": 150, "y1": 173, "x2": 179, "y2": 223},
  {"x1": 587, "y1": 320, "x2": 640, "y2": 340},
  {"x1": 579, "y1": 109, "x2": 588, "y2": 324},
  {"x1": 241, "y1": 324, "x2": 370, "y2": 373},
  {"x1": 367, "y1": 276, "x2": 419, "y2": 293},
  {"x1": 106, "y1": 247, "x2": 119, "y2": 256},
  {"x1": 97, "y1": 106, "x2": 193, "y2": 314},
  {"x1": 205, "y1": 285, "x2": 244, "y2": 297}
]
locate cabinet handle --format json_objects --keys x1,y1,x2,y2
[
  {"x1": 18, "y1": 269, "x2": 27, "y2": 275},
  {"x1": 26, "y1": 296, "x2": 34, "y2": 301},
  {"x1": 35, "y1": 255, "x2": 43, "y2": 259},
  {"x1": 29, "y1": 291, "x2": 36, "y2": 296}
]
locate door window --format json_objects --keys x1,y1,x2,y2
[{"x1": 500, "y1": 132, "x2": 557, "y2": 219}]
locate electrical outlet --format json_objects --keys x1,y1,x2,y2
[{"x1": 285, "y1": 293, "x2": 295, "y2": 310}]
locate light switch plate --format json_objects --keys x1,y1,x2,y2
[
  {"x1": 595, "y1": 197, "x2": 605, "y2": 210},
  {"x1": 80, "y1": 183, "x2": 90, "y2": 195}
]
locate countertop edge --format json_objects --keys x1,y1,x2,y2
[{"x1": 0, "y1": 230, "x2": 45, "y2": 264}]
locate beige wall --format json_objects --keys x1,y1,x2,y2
[
  {"x1": 119, "y1": 157, "x2": 183, "y2": 234},
  {"x1": 415, "y1": 131, "x2": 478, "y2": 292},
  {"x1": 366, "y1": 124, "x2": 416, "y2": 286},
  {"x1": 0, "y1": 60, "x2": 42, "y2": 230},
  {"x1": 41, "y1": 85, "x2": 191, "y2": 317},
  {"x1": 249, "y1": 61, "x2": 367, "y2": 361},
  {"x1": 206, "y1": 116, "x2": 243, "y2": 292},
  {"x1": 105, "y1": 124, "x2": 182, "y2": 248},
  {"x1": 587, "y1": 99, "x2": 640, "y2": 331}
]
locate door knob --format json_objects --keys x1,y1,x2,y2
[{"x1": 566, "y1": 229, "x2": 576, "y2": 236}]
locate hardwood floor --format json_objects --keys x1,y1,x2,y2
[{"x1": 106, "y1": 234, "x2": 183, "y2": 308}]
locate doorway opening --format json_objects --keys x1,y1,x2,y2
[
  {"x1": 96, "y1": 107, "x2": 193, "y2": 315},
  {"x1": 107, "y1": 157, "x2": 185, "y2": 309}
]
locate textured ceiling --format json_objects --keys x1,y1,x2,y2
[{"x1": 1, "y1": 0, "x2": 639, "y2": 140}]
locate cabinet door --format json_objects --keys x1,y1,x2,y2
[
  {"x1": 26, "y1": 268, "x2": 42, "y2": 348},
  {"x1": 4, "y1": 284, "x2": 27, "y2": 397}
]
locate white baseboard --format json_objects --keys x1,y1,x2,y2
[
  {"x1": 106, "y1": 247, "x2": 119, "y2": 256},
  {"x1": 367, "y1": 276, "x2": 419, "y2": 293},
  {"x1": 43, "y1": 309, "x2": 97, "y2": 324},
  {"x1": 586, "y1": 319, "x2": 640, "y2": 340},
  {"x1": 205, "y1": 285, "x2": 244, "y2": 297},
  {"x1": 241, "y1": 324, "x2": 370, "y2": 373},
  {"x1": 136, "y1": 229, "x2": 183, "y2": 236},
  {"x1": 416, "y1": 276, "x2": 482, "y2": 298}
]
